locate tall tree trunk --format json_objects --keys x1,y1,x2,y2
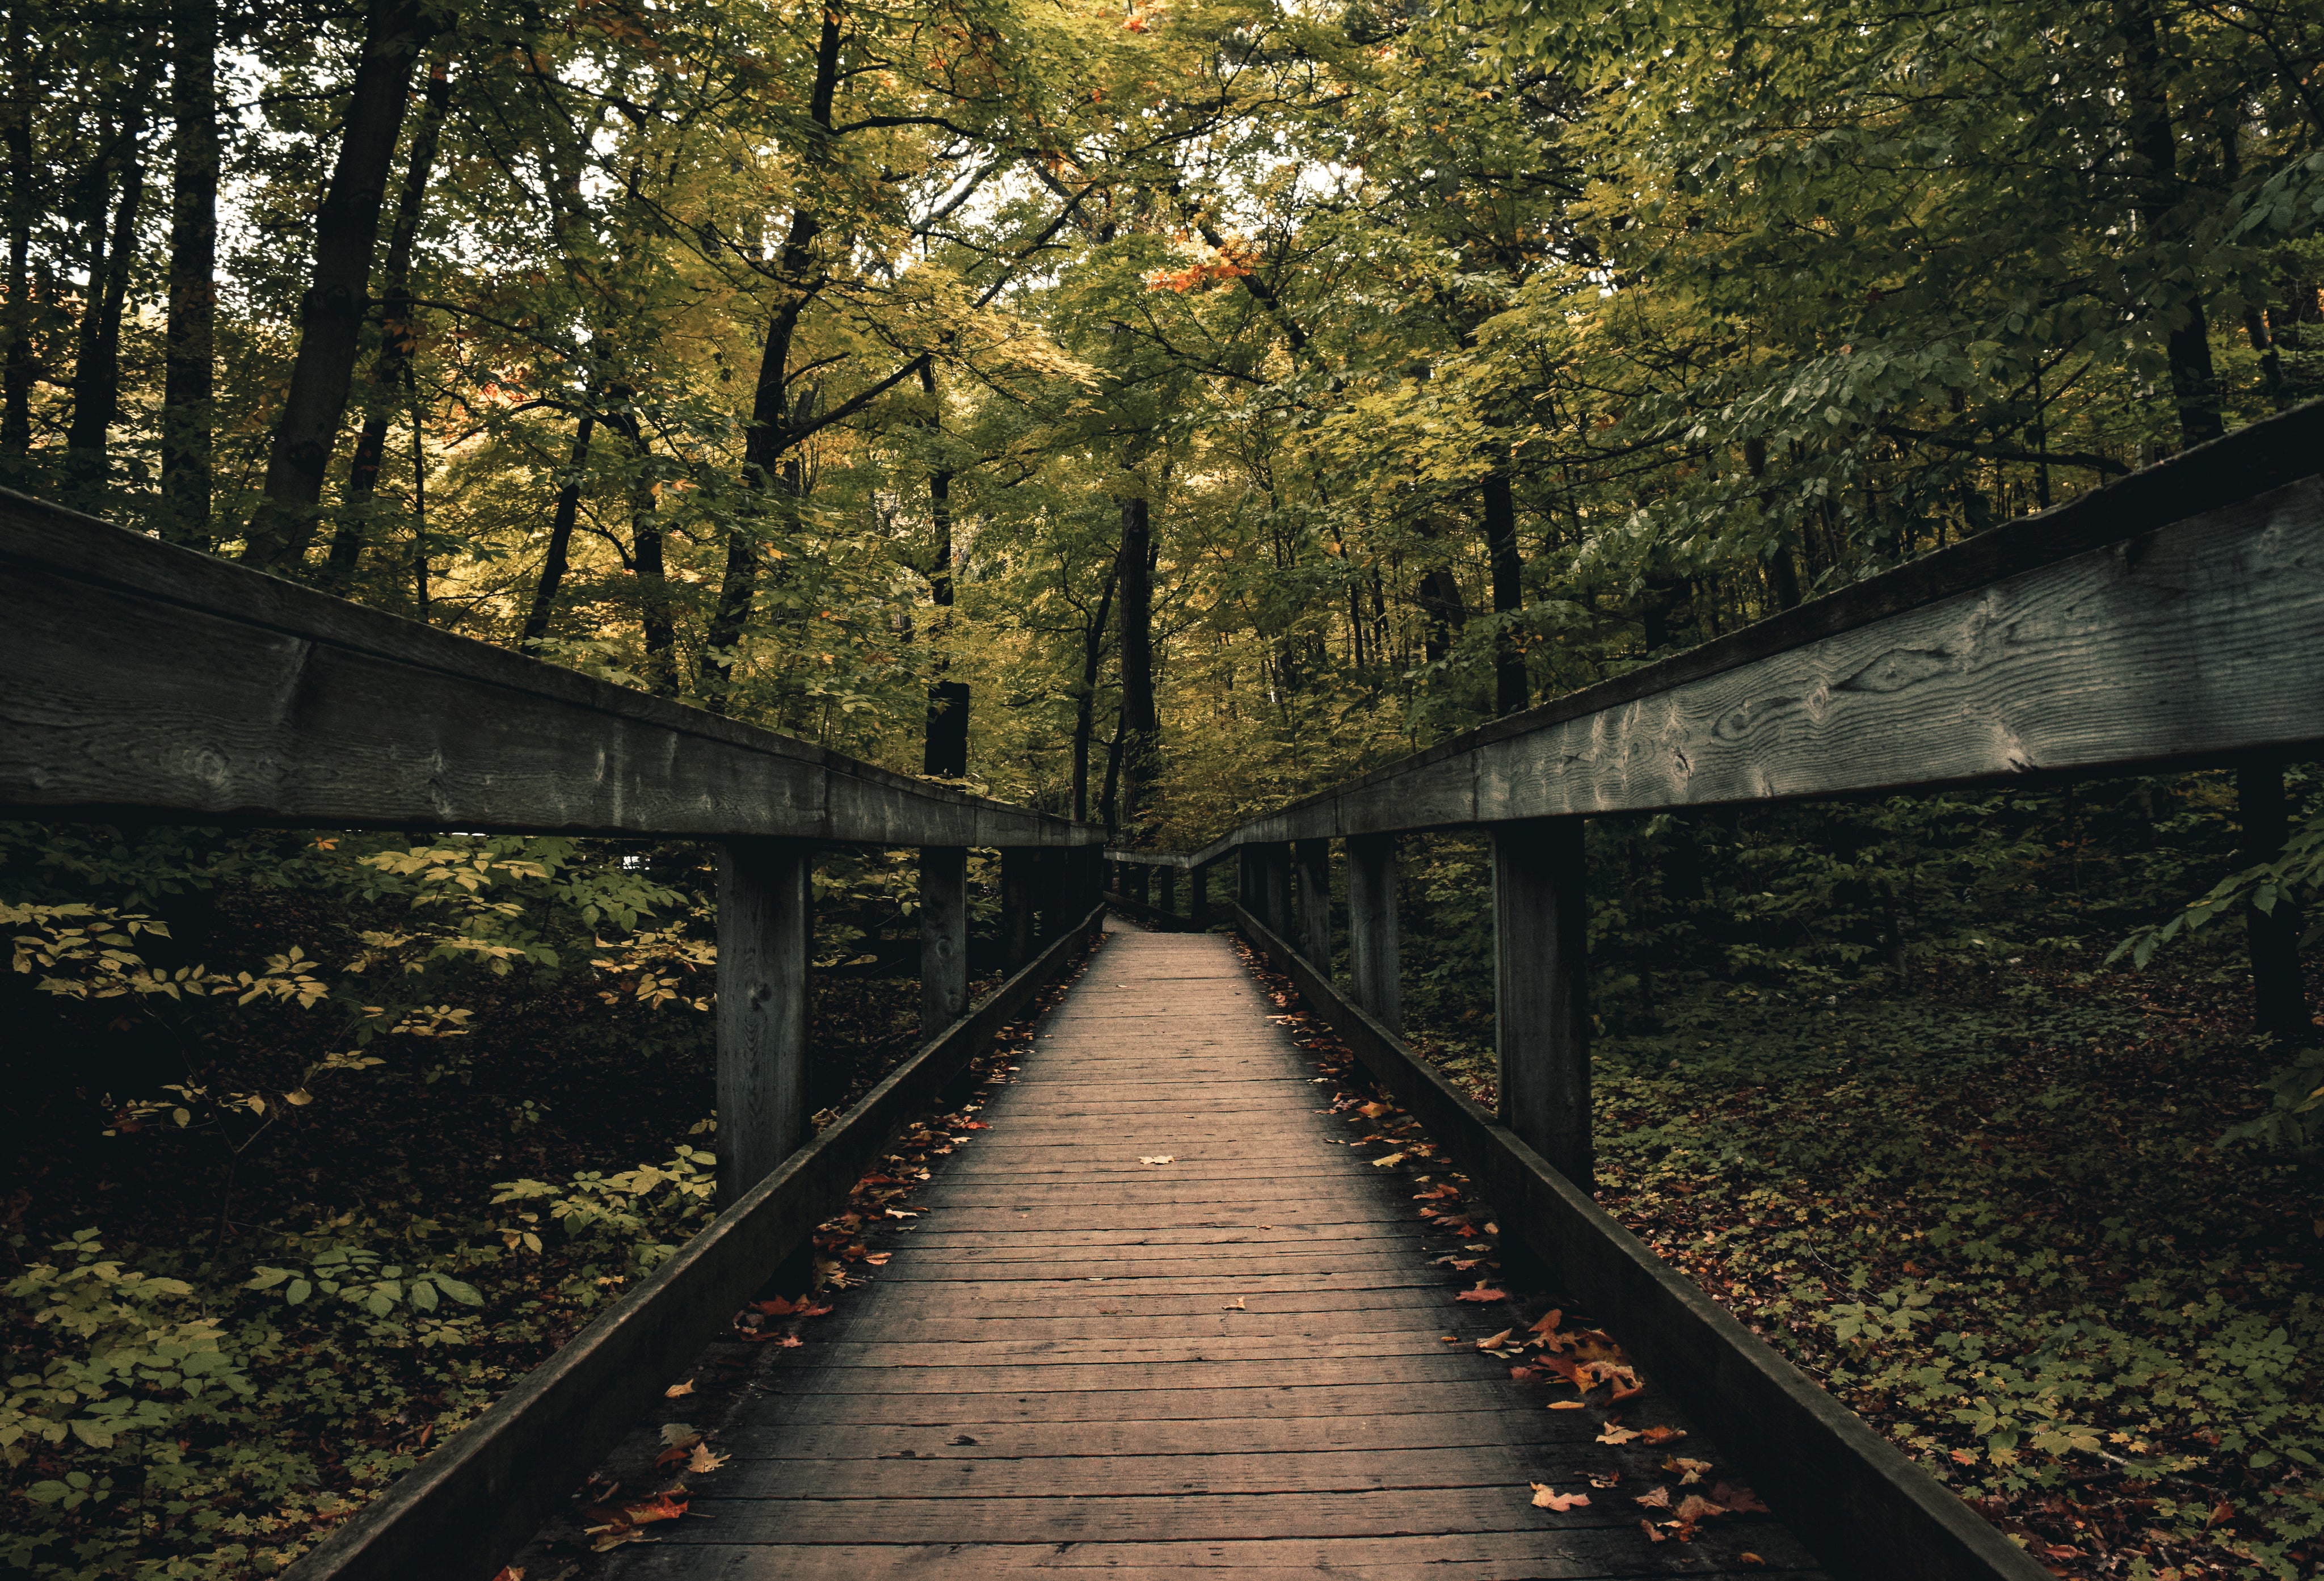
[
  {"x1": 608, "y1": 403, "x2": 677, "y2": 694},
  {"x1": 1744, "y1": 437, "x2": 1801, "y2": 609},
  {"x1": 1116, "y1": 490, "x2": 1159, "y2": 834},
  {"x1": 1482, "y1": 469, "x2": 1525, "y2": 714},
  {"x1": 1419, "y1": 564, "x2": 1466, "y2": 663},
  {"x1": 521, "y1": 413, "x2": 596, "y2": 647},
  {"x1": 2239, "y1": 759, "x2": 2310, "y2": 1043},
  {"x1": 65, "y1": 96, "x2": 151, "y2": 495},
  {"x1": 160, "y1": 0, "x2": 219, "y2": 548},
  {"x1": 700, "y1": 6, "x2": 840, "y2": 708},
  {"x1": 917, "y1": 354, "x2": 967, "y2": 776},
  {"x1": 246, "y1": 0, "x2": 435, "y2": 570},
  {"x1": 3, "y1": 4, "x2": 36, "y2": 460},
  {"x1": 1070, "y1": 568, "x2": 1117, "y2": 823},
  {"x1": 331, "y1": 52, "x2": 451, "y2": 579},
  {"x1": 2118, "y1": 0, "x2": 2222, "y2": 448}
]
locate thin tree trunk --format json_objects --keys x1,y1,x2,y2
[
  {"x1": 332, "y1": 52, "x2": 451, "y2": 578},
  {"x1": 1482, "y1": 469, "x2": 1525, "y2": 714},
  {"x1": 160, "y1": 0, "x2": 219, "y2": 548},
  {"x1": 609, "y1": 402, "x2": 677, "y2": 694},
  {"x1": 521, "y1": 413, "x2": 595, "y2": 647},
  {"x1": 3, "y1": 5, "x2": 36, "y2": 459},
  {"x1": 700, "y1": 6, "x2": 840, "y2": 706},
  {"x1": 1116, "y1": 490, "x2": 1159, "y2": 834},
  {"x1": 1070, "y1": 567, "x2": 1117, "y2": 823},
  {"x1": 65, "y1": 95, "x2": 151, "y2": 494},
  {"x1": 246, "y1": 0, "x2": 436, "y2": 569},
  {"x1": 2119, "y1": 0, "x2": 2222, "y2": 448},
  {"x1": 917, "y1": 354, "x2": 967, "y2": 776}
]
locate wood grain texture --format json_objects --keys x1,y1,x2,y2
[
  {"x1": 1232, "y1": 903, "x2": 2048, "y2": 1581},
  {"x1": 715, "y1": 839, "x2": 813, "y2": 1209},
  {"x1": 583, "y1": 930, "x2": 1816, "y2": 1581},
  {"x1": 278, "y1": 913, "x2": 1107, "y2": 1581},
  {"x1": 0, "y1": 489, "x2": 1099, "y2": 847}
]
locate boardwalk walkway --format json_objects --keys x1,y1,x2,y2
[{"x1": 615, "y1": 924, "x2": 1825, "y2": 1579}]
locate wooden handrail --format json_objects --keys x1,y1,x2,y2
[{"x1": 0, "y1": 488, "x2": 1098, "y2": 848}]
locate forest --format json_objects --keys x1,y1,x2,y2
[{"x1": 2, "y1": 0, "x2": 2321, "y2": 1575}]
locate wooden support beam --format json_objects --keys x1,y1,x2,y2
[
  {"x1": 1294, "y1": 836, "x2": 1332, "y2": 968},
  {"x1": 1345, "y1": 832, "x2": 1401, "y2": 1035},
  {"x1": 1256, "y1": 842, "x2": 1291, "y2": 937},
  {"x1": 1000, "y1": 849, "x2": 1035, "y2": 970},
  {"x1": 715, "y1": 839, "x2": 812, "y2": 1211},
  {"x1": 919, "y1": 846, "x2": 969, "y2": 1038},
  {"x1": 0, "y1": 490, "x2": 1099, "y2": 848},
  {"x1": 1155, "y1": 862, "x2": 1177, "y2": 916},
  {"x1": 1493, "y1": 818, "x2": 1590, "y2": 1191},
  {"x1": 1188, "y1": 862, "x2": 1210, "y2": 928}
]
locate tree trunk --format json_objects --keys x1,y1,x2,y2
[
  {"x1": 159, "y1": 0, "x2": 219, "y2": 548},
  {"x1": 246, "y1": 0, "x2": 436, "y2": 570},
  {"x1": 1419, "y1": 564, "x2": 1466, "y2": 663},
  {"x1": 700, "y1": 6, "x2": 840, "y2": 707},
  {"x1": 331, "y1": 52, "x2": 451, "y2": 579},
  {"x1": 2238, "y1": 759, "x2": 2310, "y2": 1043},
  {"x1": 1482, "y1": 469, "x2": 1525, "y2": 714},
  {"x1": 917, "y1": 354, "x2": 967, "y2": 776},
  {"x1": 65, "y1": 95, "x2": 151, "y2": 495},
  {"x1": 608, "y1": 403, "x2": 677, "y2": 695},
  {"x1": 2118, "y1": 0, "x2": 2222, "y2": 448},
  {"x1": 3, "y1": 5, "x2": 36, "y2": 459},
  {"x1": 1070, "y1": 568, "x2": 1117, "y2": 823},
  {"x1": 521, "y1": 413, "x2": 596, "y2": 647},
  {"x1": 1116, "y1": 490, "x2": 1159, "y2": 833}
]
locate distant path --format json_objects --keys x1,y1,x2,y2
[{"x1": 617, "y1": 928, "x2": 1822, "y2": 1578}]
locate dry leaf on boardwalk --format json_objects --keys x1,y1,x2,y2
[
  {"x1": 1371, "y1": 1151, "x2": 1405, "y2": 1167},
  {"x1": 1223, "y1": 1297, "x2": 1246, "y2": 1310},
  {"x1": 1455, "y1": 1283, "x2": 1509, "y2": 1303},
  {"x1": 1596, "y1": 1424, "x2": 1641, "y2": 1444},
  {"x1": 1635, "y1": 1486, "x2": 1672, "y2": 1509},
  {"x1": 1637, "y1": 1424, "x2": 1687, "y2": 1444},
  {"x1": 1674, "y1": 1493, "x2": 1727, "y2": 1524},
  {"x1": 1711, "y1": 1481, "x2": 1770, "y2": 1513},
  {"x1": 1547, "y1": 1399, "x2": 1586, "y2": 1410},
  {"x1": 663, "y1": 1380, "x2": 695, "y2": 1398},
  {"x1": 1664, "y1": 1455, "x2": 1711, "y2": 1484},
  {"x1": 1139, "y1": 1155, "x2": 1175, "y2": 1166},
  {"x1": 688, "y1": 1441, "x2": 730, "y2": 1474},
  {"x1": 1530, "y1": 1483, "x2": 1590, "y2": 1511},
  {"x1": 1475, "y1": 1328, "x2": 1513, "y2": 1350}
]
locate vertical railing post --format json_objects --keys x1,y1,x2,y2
[
  {"x1": 1346, "y1": 832, "x2": 1401, "y2": 1035},
  {"x1": 1237, "y1": 846, "x2": 1256, "y2": 913},
  {"x1": 1260, "y1": 843, "x2": 1292, "y2": 938},
  {"x1": 1493, "y1": 818, "x2": 1591, "y2": 1191},
  {"x1": 919, "y1": 845, "x2": 969, "y2": 1037},
  {"x1": 1001, "y1": 847, "x2": 1036, "y2": 970},
  {"x1": 1189, "y1": 861, "x2": 1210, "y2": 928},
  {"x1": 1294, "y1": 838, "x2": 1331, "y2": 966},
  {"x1": 715, "y1": 838, "x2": 813, "y2": 1211},
  {"x1": 1156, "y1": 861, "x2": 1177, "y2": 918}
]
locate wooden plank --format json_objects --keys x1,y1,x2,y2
[
  {"x1": 1294, "y1": 836, "x2": 1332, "y2": 966},
  {"x1": 277, "y1": 910, "x2": 1106, "y2": 1581},
  {"x1": 1346, "y1": 831, "x2": 1402, "y2": 1033},
  {"x1": 1233, "y1": 903, "x2": 2047, "y2": 1581},
  {"x1": 716, "y1": 839, "x2": 812, "y2": 1209},
  {"x1": 1493, "y1": 817, "x2": 1592, "y2": 1188},
  {"x1": 715, "y1": 1410, "x2": 1555, "y2": 1460},
  {"x1": 608, "y1": 1530, "x2": 1822, "y2": 1581},
  {"x1": 919, "y1": 845, "x2": 969, "y2": 1035},
  {"x1": 0, "y1": 488, "x2": 1100, "y2": 847}
]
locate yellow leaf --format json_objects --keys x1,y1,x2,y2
[{"x1": 1530, "y1": 1483, "x2": 1590, "y2": 1511}]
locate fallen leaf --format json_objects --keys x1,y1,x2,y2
[
  {"x1": 1475, "y1": 1328, "x2": 1513, "y2": 1351},
  {"x1": 1639, "y1": 1520, "x2": 1667, "y2": 1544},
  {"x1": 1597, "y1": 1426, "x2": 1641, "y2": 1444},
  {"x1": 590, "y1": 1529, "x2": 654, "y2": 1553},
  {"x1": 1139, "y1": 1155, "x2": 1175, "y2": 1166},
  {"x1": 1223, "y1": 1297, "x2": 1246, "y2": 1310},
  {"x1": 1711, "y1": 1481, "x2": 1769, "y2": 1513},
  {"x1": 1738, "y1": 1555, "x2": 1766, "y2": 1568},
  {"x1": 863, "y1": 1252, "x2": 891, "y2": 1266},
  {"x1": 2207, "y1": 1500, "x2": 2235, "y2": 1528},
  {"x1": 1372, "y1": 1152, "x2": 1405, "y2": 1167},
  {"x1": 663, "y1": 1380, "x2": 696, "y2": 1399},
  {"x1": 490, "y1": 1570, "x2": 524, "y2": 1581},
  {"x1": 1547, "y1": 1399, "x2": 1586, "y2": 1410},
  {"x1": 1455, "y1": 1284, "x2": 1509, "y2": 1304},
  {"x1": 1674, "y1": 1493, "x2": 1726, "y2": 1525},
  {"x1": 1530, "y1": 1483, "x2": 1590, "y2": 1511},
  {"x1": 687, "y1": 1442, "x2": 730, "y2": 1474},
  {"x1": 1664, "y1": 1456, "x2": 1712, "y2": 1485},
  {"x1": 1530, "y1": 1309, "x2": 1564, "y2": 1336},
  {"x1": 1635, "y1": 1486, "x2": 1672, "y2": 1508},
  {"x1": 1589, "y1": 1474, "x2": 1619, "y2": 1489},
  {"x1": 1637, "y1": 1424, "x2": 1687, "y2": 1444},
  {"x1": 659, "y1": 1423, "x2": 701, "y2": 1448}
]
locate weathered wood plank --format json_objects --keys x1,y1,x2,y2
[
  {"x1": 715, "y1": 839, "x2": 812, "y2": 1209},
  {"x1": 1493, "y1": 817, "x2": 1592, "y2": 1189},
  {"x1": 0, "y1": 489, "x2": 1100, "y2": 847},
  {"x1": 278, "y1": 910, "x2": 1106, "y2": 1581}
]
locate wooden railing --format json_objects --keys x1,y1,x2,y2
[
  {"x1": 1101, "y1": 397, "x2": 2324, "y2": 1581},
  {"x1": 0, "y1": 486, "x2": 1110, "y2": 1580}
]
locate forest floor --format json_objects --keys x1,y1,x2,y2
[
  {"x1": 1396, "y1": 945, "x2": 2324, "y2": 1581},
  {"x1": 0, "y1": 869, "x2": 990, "y2": 1579}
]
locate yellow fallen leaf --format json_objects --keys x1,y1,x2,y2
[
  {"x1": 1223, "y1": 1297, "x2": 1246, "y2": 1310},
  {"x1": 1530, "y1": 1482, "x2": 1590, "y2": 1511},
  {"x1": 1548, "y1": 1399, "x2": 1586, "y2": 1410},
  {"x1": 1665, "y1": 1456, "x2": 1712, "y2": 1485},
  {"x1": 1597, "y1": 1426, "x2": 1641, "y2": 1444},
  {"x1": 1475, "y1": 1328, "x2": 1513, "y2": 1350},
  {"x1": 1139, "y1": 1155, "x2": 1174, "y2": 1166},
  {"x1": 1372, "y1": 1152, "x2": 1405, "y2": 1167},
  {"x1": 664, "y1": 1381, "x2": 696, "y2": 1399},
  {"x1": 688, "y1": 1441, "x2": 730, "y2": 1474}
]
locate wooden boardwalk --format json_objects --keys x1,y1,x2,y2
[{"x1": 613, "y1": 924, "x2": 1825, "y2": 1579}]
